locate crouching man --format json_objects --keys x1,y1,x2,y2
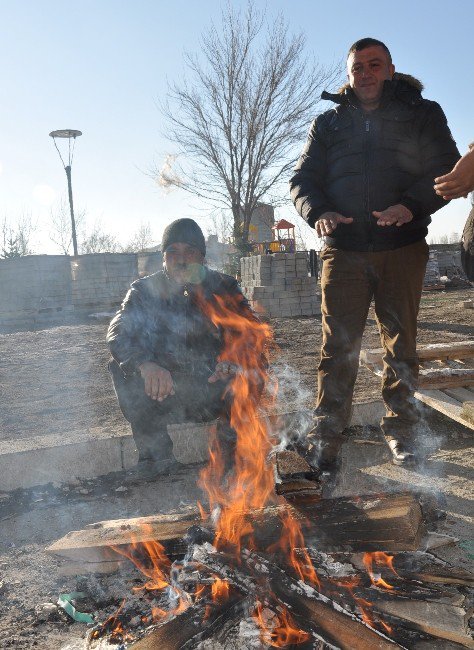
[{"x1": 107, "y1": 218, "x2": 258, "y2": 479}]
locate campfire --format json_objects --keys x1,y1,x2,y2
[{"x1": 48, "y1": 294, "x2": 474, "y2": 649}]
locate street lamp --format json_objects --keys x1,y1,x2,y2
[{"x1": 49, "y1": 129, "x2": 82, "y2": 257}]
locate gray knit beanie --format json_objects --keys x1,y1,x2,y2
[{"x1": 161, "y1": 218, "x2": 206, "y2": 256}]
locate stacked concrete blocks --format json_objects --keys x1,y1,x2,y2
[
  {"x1": 0, "y1": 255, "x2": 73, "y2": 330},
  {"x1": 241, "y1": 252, "x2": 320, "y2": 318},
  {"x1": 71, "y1": 253, "x2": 138, "y2": 311}
]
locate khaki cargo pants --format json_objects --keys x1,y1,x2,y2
[{"x1": 315, "y1": 239, "x2": 429, "y2": 448}]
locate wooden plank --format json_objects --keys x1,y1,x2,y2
[
  {"x1": 46, "y1": 510, "x2": 200, "y2": 563},
  {"x1": 47, "y1": 494, "x2": 426, "y2": 569},
  {"x1": 375, "y1": 599, "x2": 474, "y2": 648},
  {"x1": 417, "y1": 368, "x2": 474, "y2": 389},
  {"x1": 360, "y1": 341, "x2": 474, "y2": 367},
  {"x1": 274, "y1": 450, "x2": 322, "y2": 497},
  {"x1": 443, "y1": 387, "x2": 474, "y2": 403},
  {"x1": 414, "y1": 389, "x2": 474, "y2": 431}
]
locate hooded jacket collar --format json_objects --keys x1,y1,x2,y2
[{"x1": 321, "y1": 73, "x2": 424, "y2": 110}]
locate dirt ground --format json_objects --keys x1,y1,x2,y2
[{"x1": 0, "y1": 287, "x2": 473, "y2": 649}]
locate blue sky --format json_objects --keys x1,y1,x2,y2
[{"x1": 1, "y1": 0, "x2": 472, "y2": 253}]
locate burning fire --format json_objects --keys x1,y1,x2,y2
[
  {"x1": 253, "y1": 600, "x2": 311, "y2": 647},
  {"x1": 197, "y1": 292, "x2": 276, "y2": 553},
  {"x1": 95, "y1": 289, "x2": 396, "y2": 646},
  {"x1": 333, "y1": 575, "x2": 393, "y2": 635},
  {"x1": 268, "y1": 508, "x2": 320, "y2": 589},
  {"x1": 363, "y1": 551, "x2": 400, "y2": 590},
  {"x1": 111, "y1": 525, "x2": 171, "y2": 592}
]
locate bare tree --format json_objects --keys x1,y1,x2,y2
[
  {"x1": 208, "y1": 210, "x2": 234, "y2": 243},
  {"x1": 123, "y1": 222, "x2": 156, "y2": 253},
  {"x1": 157, "y1": 4, "x2": 341, "y2": 253},
  {"x1": 80, "y1": 223, "x2": 120, "y2": 254},
  {"x1": 49, "y1": 197, "x2": 86, "y2": 255},
  {"x1": 1, "y1": 213, "x2": 36, "y2": 258}
]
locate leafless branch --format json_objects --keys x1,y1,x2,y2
[{"x1": 154, "y1": 3, "x2": 342, "y2": 250}]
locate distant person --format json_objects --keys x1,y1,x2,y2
[
  {"x1": 107, "y1": 218, "x2": 262, "y2": 479},
  {"x1": 290, "y1": 37, "x2": 459, "y2": 472},
  {"x1": 435, "y1": 143, "x2": 474, "y2": 280}
]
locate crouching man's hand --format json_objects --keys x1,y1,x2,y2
[
  {"x1": 315, "y1": 212, "x2": 353, "y2": 237},
  {"x1": 139, "y1": 361, "x2": 175, "y2": 401},
  {"x1": 208, "y1": 361, "x2": 240, "y2": 383},
  {"x1": 373, "y1": 204, "x2": 413, "y2": 226}
]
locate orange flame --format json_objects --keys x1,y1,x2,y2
[
  {"x1": 363, "y1": 552, "x2": 400, "y2": 590},
  {"x1": 111, "y1": 525, "x2": 171, "y2": 592},
  {"x1": 90, "y1": 599, "x2": 135, "y2": 643},
  {"x1": 334, "y1": 576, "x2": 393, "y2": 635},
  {"x1": 211, "y1": 576, "x2": 230, "y2": 603},
  {"x1": 253, "y1": 601, "x2": 311, "y2": 647},
  {"x1": 196, "y1": 292, "x2": 276, "y2": 553},
  {"x1": 268, "y1": 509, "x2": 320, "y2": 589}
]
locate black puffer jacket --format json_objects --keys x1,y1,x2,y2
[
  {"x1": 290, "y1": 74, "x2": 460, "y2": 252},
  {"x1": 107, "y1": 268, "x2": 251, "y2": 378}
]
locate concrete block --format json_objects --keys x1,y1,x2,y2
[
  {"x1": 167, "y1": 420, "x2": 217, "y2": 464},
  {"x1": 350, "y1": 400, "x2": 385, "y2": 427},
  {"x1": 0, "y1": 429, "x2": 135, "y2": 491}
]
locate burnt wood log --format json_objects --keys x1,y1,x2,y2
[
  {"x1": 274, "y1": 450, "x2": 322, "y2": 497},
  {"x1": 47, "y1": 493, "x2": 426, "y2": 572},
  {"x1": 127, "y1": 592, "x2": 248, "y2": 650},
  {"x1": 305, "y1": 550, "x2": 474, "y2": 649},
  {"x1": 192, "y1": 544, "x2": 404, "y2": 650}
]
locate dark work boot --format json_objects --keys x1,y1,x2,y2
[
  {"x1": 302, "y1": 432, "x2": 342, "y2": 475},
  {"x1": 126, "y1": 457, "x2": 184, "y2": 482}
]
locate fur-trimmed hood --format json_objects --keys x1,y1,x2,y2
[
  {"x1": 321, "y1": 73, "x2": 424, "y2": 107},
  {"x1": 337, "y1": 72, "x2": 423, "y2": 94}
]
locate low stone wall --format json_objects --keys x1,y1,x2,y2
[
  {"x1": 241, "y1": 252, "x2": 321, "y2": 318},
  {"x1": 0, "y1": 255, "x2": 73, "y2": 329},
  {"x1": 0, "y1": 253, "x2": 141, "y2": 330},
  {"x1": 71, "y1": 254, "x2": 138, "y2": 310}
]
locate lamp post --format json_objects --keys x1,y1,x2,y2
[{"x1": 49, "y1": 129, "x2": 82, "y2": 257}]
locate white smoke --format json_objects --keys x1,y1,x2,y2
[{"x1": 156, "y1": 154, "x2": 185, "y2": 193}]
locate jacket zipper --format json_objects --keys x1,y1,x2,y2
[
  {"x1": 364, "y1": 118, "x2": 374, "y2": 251},
  {"x1": 183, "y1": 285, "x2": 189, "y2": 371}
]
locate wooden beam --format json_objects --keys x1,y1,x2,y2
[
  {"x1": 414, "y1": 389, "x2": 474, "y2": 431},
  {"x1": 360, "y1": 341, "x2": 474, "y2": 366},
  {"x1": 47, "y1": 493, "x2": 426, "y2": 572},
  {"x1": 417, "y1": 368, "x2": 474, "y2": 389}
]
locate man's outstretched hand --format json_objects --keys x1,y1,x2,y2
[
  {"x1": 315, "y1": 212, "x2": 353, "y2": 237},
  {"x1": 139, "y1": 361, "x2": 175, "y2": 401},
  {"x1": 373, "y1": 204, "x2": 413, "y2": 226},
  {"x1": 208, "y1": 361, "x2": 239, "y2": 383},
  {"x1": 434, "y1": 149, "x2": 474, "y2": 200}
]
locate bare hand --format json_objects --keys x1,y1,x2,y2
[
  {"x1": 372, "y1": 204, "x2": 413, "y2": 227},
  {"x1": 315, "y1": 212, "x2": 353, "y2": 237},
  {"x1": 139, "y1": 362, "x2": 175, "y2": 401},
  {"x1": 434, "y1": 149, "x2": 474, "y2": 200},
  {"x1": 208, "y1": 361, "x2": 239, "y2": 384}
]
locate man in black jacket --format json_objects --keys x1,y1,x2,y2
[
  {"x1": 107, "y1": 218, "x2": 256, "y2": 478},
  {"x1": 290, "y1": 38, "x2": 460, "y2": 470}
]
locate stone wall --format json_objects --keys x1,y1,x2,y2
[
  {"x1": 0, "y1": 253, "x2": 140, "y2": 330},
  {"x1": 0, "y1": 255, "x2": 73, "y2": 329},
  {"x1": 71, "y1": 254, "x2": 138, "y2": 310},
  {"x1": 240, "y1": 252, "x2": 321, "y2": 318}
]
